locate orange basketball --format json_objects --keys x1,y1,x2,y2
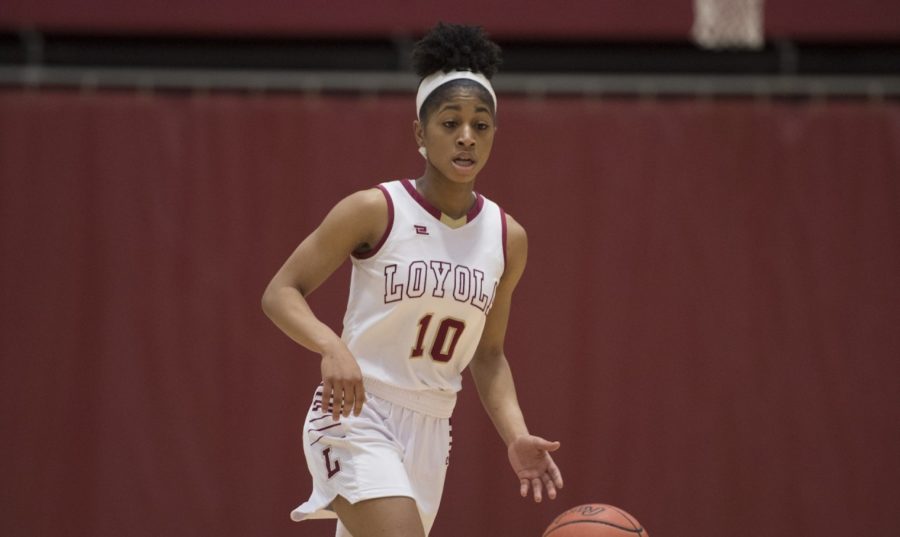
[{"x1": 543, "y1": 504, "x2": 649, "y2": 537}]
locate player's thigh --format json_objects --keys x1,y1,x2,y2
[{"x1": 332, "y1": 495, "x2": 425, "y2": 537}]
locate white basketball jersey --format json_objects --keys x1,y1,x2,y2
[{"x1": 341, "y1": 179, "x2": 507, "y2": 394}]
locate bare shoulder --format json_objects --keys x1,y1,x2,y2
[
  {"x1": 502, "y1": 212, "x2": 528, "y2": 279},
  {"x1": 321, "y1": 187, "x2": 390, "y2": 254},
  {"x1": 332, "y1": 187, "x2": 387, "y2": 221},
  {"x1": 504, "y1": 212, "x2": 528, "y2": 258},
  {"x1": 504, "y1": 213, "x2": 527, "y2": 248}
]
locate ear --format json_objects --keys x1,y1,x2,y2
[{"x1": 413, "y1": 119, "x2": 425, "y2": 147}]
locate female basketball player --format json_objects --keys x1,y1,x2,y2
[{"x1": 262, "y1": 23, "x2": 563, "y2": 537}]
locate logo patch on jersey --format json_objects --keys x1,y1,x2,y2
[{"x1": 414, "y1": 225, "x2": 429, "y2": 235}]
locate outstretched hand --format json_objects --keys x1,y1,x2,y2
[{"x1": 507, "y1": 435, "x2": 564, "y2": 502}]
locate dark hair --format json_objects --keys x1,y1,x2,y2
[{"x1": 411, "y1": 22, "x2": 502, "y2": 121}]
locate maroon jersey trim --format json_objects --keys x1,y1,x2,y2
[
  {"x1": 469, "y1": 193, "x2": 485, "y2": 221},
  {"x1": 352, "y1": 184, "x2": 394, "y2": 259},
  {"x1": 401, "y1": 179, "x2": 485, "y2": 224},
  {"x1": 500, "y1": 207, "x2": 508, "y2": 270}
]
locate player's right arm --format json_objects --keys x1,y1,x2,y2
[{"x1": 261, "y1": 188, "x2": 388, "y2": 419}]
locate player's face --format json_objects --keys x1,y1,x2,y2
[{"x1": 415, "y1": 88, "x2": 496, "y2": 185}]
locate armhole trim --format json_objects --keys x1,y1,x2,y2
[
  {"x1": 500, "y1": 207, "x2": 508, "y2": 271},
  {"x1": 352, "y1": 185, "x2": 394, "y2": 260}
]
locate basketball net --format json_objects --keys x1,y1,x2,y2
[{"x1": 692, "y1": 0, "x2": 765, "y2": 50}]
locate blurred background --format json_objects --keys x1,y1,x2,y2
[{"x1": 1, "y1": 2, "x2": 898, "y2": 536}]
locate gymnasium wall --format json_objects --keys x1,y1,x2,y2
[
  {"x1": 2, "y1": 0, "x2": 899, "y2": 39},
  {"x1": 1, "y1": 90, "x2": 898, "y2": 537}
]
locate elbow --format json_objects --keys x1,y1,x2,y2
[
  {"x1": 261, "y1": 282, "x2": 303, "y2": 319},
  {"x1": 474, "y1": 345, "x2": 505, "y2": 365},
  {"x1": 470, "y1": 348, "x2": 505, "y2": 375},
  {"x1": 261, "y1": 285, "x2": 279, "y2": 318}
]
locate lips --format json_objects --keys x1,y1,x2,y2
[{"x1": 452, "y1": 154, "x2": 476, "y2": 168}]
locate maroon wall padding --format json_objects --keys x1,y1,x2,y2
[
  {"x1": 766, "y1": 0, "x2": 900, "y2": 40},
  {"x1": 1, "y1": 91, "x2": 898, "y2": 537},
  {"x1": 3, "y1": 0, "x2": 900, "y2": 40},
  {"x1": 0, "y1": 0, "x2": 691, "y2": 39}
]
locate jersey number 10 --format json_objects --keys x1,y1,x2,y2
[{"x1": 410, "y1": 314, "x2": 466, "y2": 362}]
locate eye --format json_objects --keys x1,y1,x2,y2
[
  {"x1": 442, "y1": 120, "x2": 458, "y2": 129},
  {"x1": 476, "y1": 122, "x2": 490, "y2": 130}
]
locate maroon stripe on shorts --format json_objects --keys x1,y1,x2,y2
[{"x1": 312, "y1": 422, "x2": 342, "y2": 433}]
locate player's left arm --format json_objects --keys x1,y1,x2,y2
[{"x1": 469, "y1": 213, "x2": 564, "y2": 503}]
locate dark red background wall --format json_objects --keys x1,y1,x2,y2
[
  {"x1": 2, "y1": 0, "x2": 899, "y2": 39},
  {"x1": 1, "y1": 90, "x2": 898, "y2": 537}
]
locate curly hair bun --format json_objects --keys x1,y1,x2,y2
[{"x1": 412, "y1": 22, "x2": 502, "y2": 79}]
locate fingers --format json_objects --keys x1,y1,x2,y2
[
  {"x1": 531, "y1": 478, "x2": 543, "y2": 503},
  {"x1": 352, "y1": 383, "x2": 366, "y2": 416},
  {"x1": 534, "y1": 437, "x2": 561, "y2": 452},
  {"x1": 549, "y1": 462, "x2": 564, "y2": 489},
  {"x1": 342, "y1": 382, "x2": 366, "y2": 417},
  {"x1": 542, "y1": 474, "x2": 557, "y2": 500},
  {"x1": 341, "y1": 386, "x2": 352, "y2": 418},
  {"x1": 323, "y1": 381, "x2": 366, "y2": 420},
  {"x1": 319, "y1": 347, "x2": 365, "y2": 419},
  {"x1": 321, "y1": 381, "x2": 334, "y2": 418},
  {"x1": 337, "y1": 383, "x2": 363, "y2": 418},
  {"x1": 331, "y1": 384, "x2": 342, "y2": 421},
  {"x1": 519, "y1": 472, "x2": 560, "y2": 502}
]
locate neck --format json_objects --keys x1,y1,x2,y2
[{"x1": 416, "y1": 168, "x2": 476, "y2": 220}]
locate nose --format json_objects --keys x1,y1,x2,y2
[{"x1": 456, "y1": 125, "x2": 475, "y2": 148}]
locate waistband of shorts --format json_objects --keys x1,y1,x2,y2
[{"x1": 362, "y1": 376, "x2": 456, "y2": 419}]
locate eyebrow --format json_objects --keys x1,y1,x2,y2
[{"x1": 437, "y1": 103, "x2": 493, "y2": 114}]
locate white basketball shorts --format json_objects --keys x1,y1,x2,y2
[{"x1": 290, "y1": 377, "x2": 455, "y2": 536}]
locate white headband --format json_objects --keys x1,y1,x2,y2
[{"x1": 415, "y1": 70, "x2": 497, "y2": 120}]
